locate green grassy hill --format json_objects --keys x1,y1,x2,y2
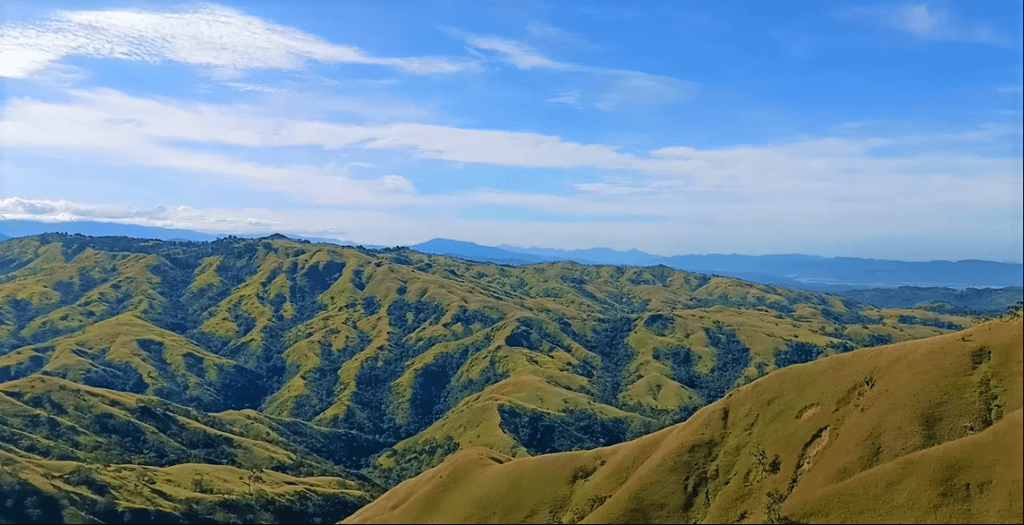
[
  {"x1": 0, "y1": 233, "x2": 979, "y2": 522},
  {"x1": 346, "y1": 315, "x2": 1023, "y2": 524}
]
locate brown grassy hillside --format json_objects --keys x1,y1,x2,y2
[{"x1": 345, "y1": 316, "x2": 1023, "y2": 524}]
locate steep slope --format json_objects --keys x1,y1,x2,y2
[{"x1": 345, "y1": 316, "x2": 1023, "y2": 524}]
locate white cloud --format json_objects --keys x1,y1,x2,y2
[
  {"x1": 462, "y1": 33, "x2": 696, "y2": 111},
  {"x1": 1, "y1": 89, "x2": 636, "y2": 174},
  {"x1": 900, "y1": 4, "x2": 941, "y2": 34},
  {"x1": 845, "y1": 3, "x2": 1013, "y2": 45},
  {"x1": 464, "y1": 36, "x2": 571, "y2": 70},
  {"x1": 525, "y1": 21, "x2": 597, "y2": 50},
  {"x1": 547, "y1": 91, "x2": 582, "y2": 106},
  {"x1": 0, "y1": 4, "x2": 476, "y2": 78},
  {"x1": 594, "y1": 73, "x2": 696, "y2": 112},
  {"x1": 836, "y1": 120, "x2": 886, "y2": 130},
  {"x1": 2, "y1": 88, "x2": 1020, "y2": 254},
  {"x1": 1, "y1": 93, "x2": 433, "y2": 208},
  {"x1": 4, "y1": 88, "x2": 1020, "y2": 196},
  {"x1": 382, "y1": 174, "x2": 415, "y2": 193},
  {"x1": 221, "y1": 82, "x2": 291, "y2": 94},
  {"x1": 935, "y1": 122, "x2": 1023, "y2": 141},
  {"x1": 998, "y1": 85, "x2": 1023, "y2": 94},
  {"x1": 0, "y1": 197, "x2": 278, "y2": 229}
]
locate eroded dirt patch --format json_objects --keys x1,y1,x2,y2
[
  {"x1": 788, "y1": 425, "x2": 831, "y2": 493},
  {"x1": 797, "y1": 403, "x2": 820, "y2": 420}
]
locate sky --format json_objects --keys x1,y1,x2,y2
[{"x1": 1, "y1": 1, "x2": 1022, "y2": 262}]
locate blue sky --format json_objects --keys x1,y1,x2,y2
[{"x1": 1, "y1": 1, "x2": 1021, "y2": 261}]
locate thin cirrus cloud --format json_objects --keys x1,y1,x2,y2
[
  {"x1": 525, "y1": 21, "x2": 599, "y2": 50},
  {"x1": 547, "y1": 91, "x2": 582, "y2": 106},
  {"x1": 0, "y1": 4, "x2": 476, "y2": 78},
  {"x1": 843, "y1": 3, "x2": 1014, "y2": 46},
  {"x1": 462, "y1": 33, "x2": 697, "y2": 111}
]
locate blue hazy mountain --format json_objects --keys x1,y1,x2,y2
[
  {"x1": 0, "y1": 220, "x2": 381, "y2": 248},
  {"x1": 2, "y1": 222, "x2": 1018, "y2": 290},
  {"x1": 411, "y1": 238, "x2": 559, "y2": 266},
  {"x1": 0, "y1": 220, "x2": 220, "y2": 242},
  {"x1": 497, "y1": 244, "x2": 665, "y2": 267},
  {"x1": 488, "y1": 241, "x2": 1023, "y2": 290},
  {"x1": 838, "y1": 286, "x2": 1023, "y2": 315}
]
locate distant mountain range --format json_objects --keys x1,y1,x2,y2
[
  {"x1": 838, "y1": 286, "x2": 1023, "y2": 315},
  {"x1": 408, "y1": 238, "x2": 1023, "y2": 291},
  {"x1": 2, "y1": 219, "x2": 1020, "y2": 290},
  {"x1": 0, "y1": 219, "x2": 381, "y2": 248}
]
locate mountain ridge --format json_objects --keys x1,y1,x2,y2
[{"x1": 4, "y1": 221, "x2": 1018, "y2": 290}]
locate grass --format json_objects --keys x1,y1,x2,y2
[
  {"x1": 346, "y1": 316, "x2": 1023, "y2": 524},
  {"x1": 0, "y1": 233, "x2": 993, "y2": 522}
]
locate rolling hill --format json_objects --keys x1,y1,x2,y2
[
  {"x1": 0, "y1": 233, "x2": 984, "y2": 522},
  {"x1": 346, "y1": 315, "x2": 1023, "y2": 524}
]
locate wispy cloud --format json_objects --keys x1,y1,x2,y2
[
  {"x1": 1, "y1": 92, "x2": 439, "y2": 208},
  {"x1": 5, "y1": 88, "x2": 1020, "y2": 191},
  {"x1": 0, "y1": 4, "x2": 477, "y2": 78},
  {"x1": 463, "y1": 35, "x2": 572, "y2": 70},
  {"x1": 3, "y1": 82, "x2": 1020, "y2": 259},
  {"x1": 836, "y1": 120, "x2": 888, "y2": 130},
  {"x1": 843, "y1": 3, "x2": 1013, "y2": 46},
  {"x1": 998, "y1": 85, "x2": 1023, "y2": 94},
  {"x1": 525, "y1": 21, "x2": 598, "y2": 50},
  {"x1": 221, "y1": 82, "x2": 291, "y2": 94},
  {"x1": 547, "y1": 91, "x2": 582, "y2": 106},
  {"x1": 595, "y1": 74, "x2": 696, "y2": 112},
  {"x1": 2, "y1": 88, "x2": 644, "y2": 171},
  {"x1": 4, "y1": 87, "x2": 1020, "y2": 234},
  {"x1": 462, "y1": 33, "x2": 696, "y2": 111}
]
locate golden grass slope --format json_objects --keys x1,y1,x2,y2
[{"x1": 345, "y1": 317, "x2": 1023, "y2": 524}]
